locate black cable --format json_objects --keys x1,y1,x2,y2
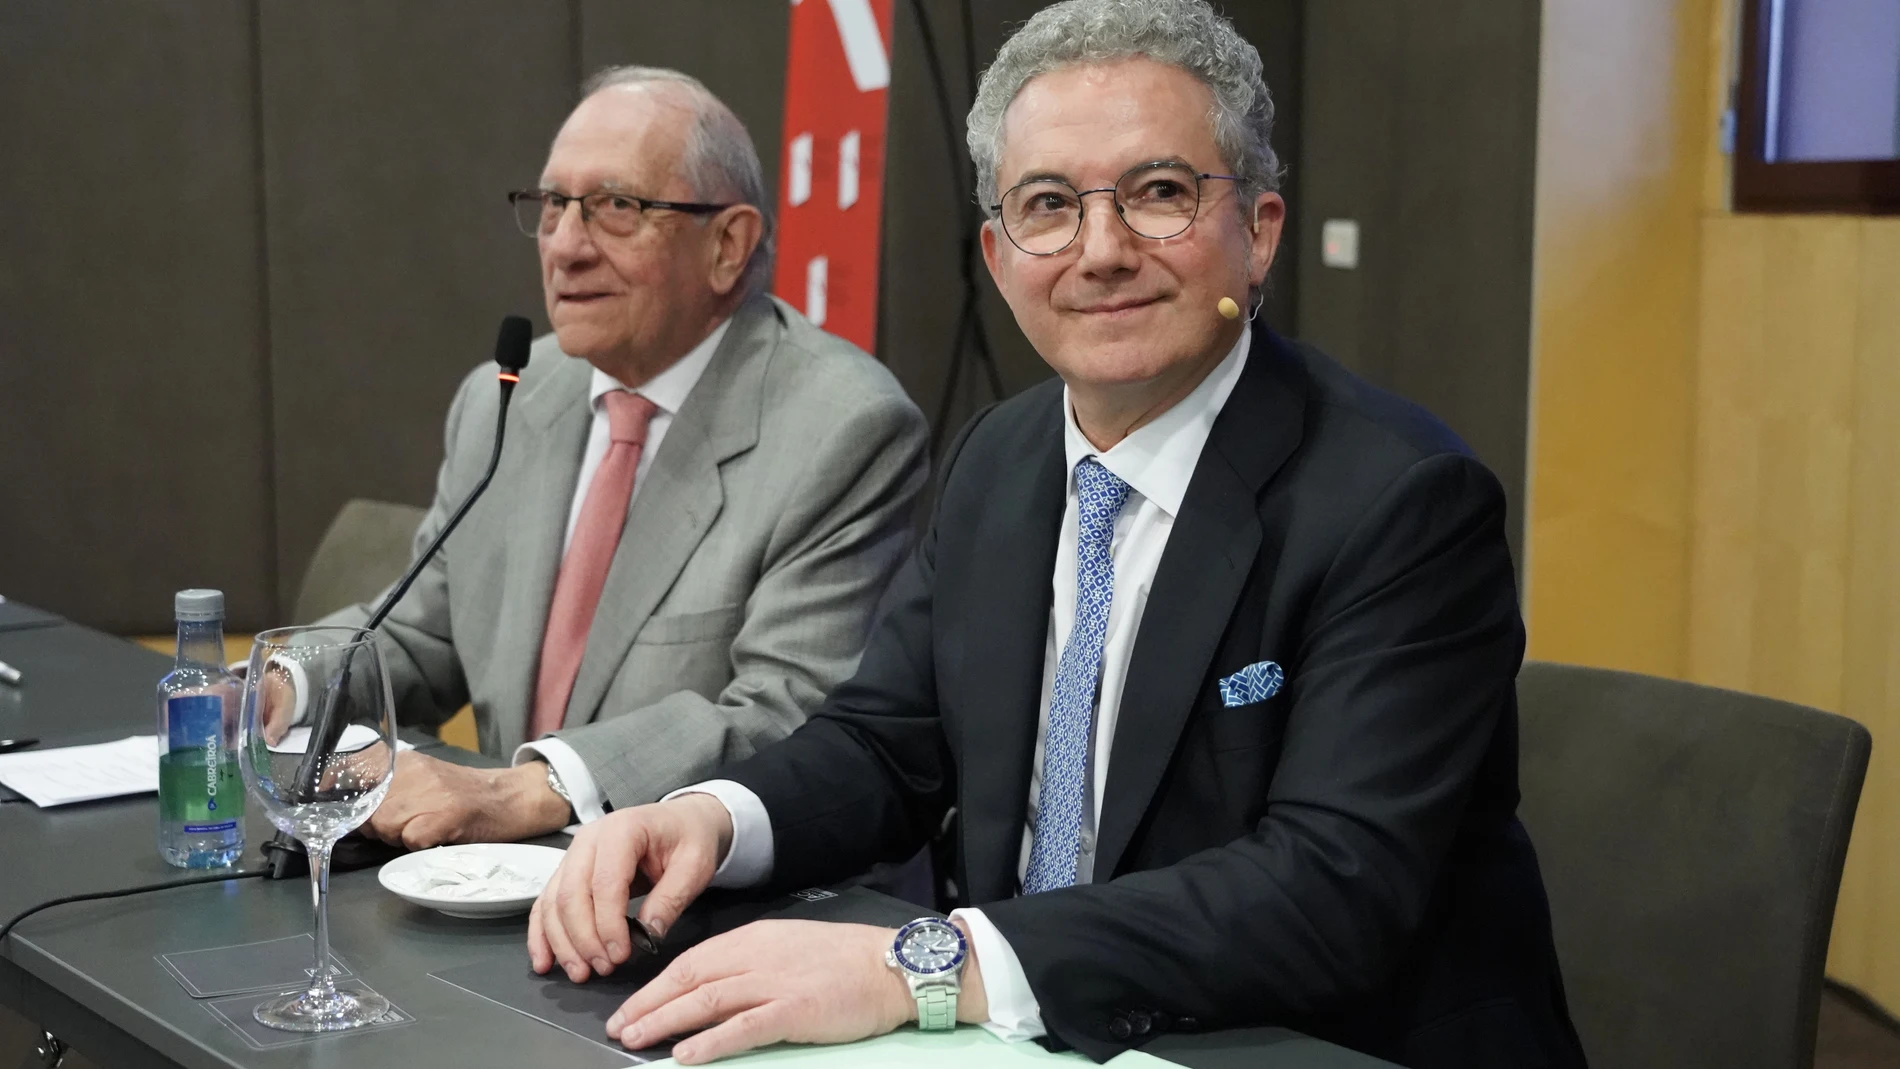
[
  {"x1": 362, "y1": 388, "x2": 513, "y2": 634},
  {"x1": 956, "y1": 0, "x2": 979, "y2": 96},
  {"x1": 270, "y1": 346, "x2": 525, "y2": 878},
  {"x1": 907, "y1": 0, "x2": 970, "y2": 241},
  {"x1": 953, "y1": 0, "x2": 1002, "y2": 400},
  {"x1": 0, "y1": 869, "x2": 269, "y2": 949},
  {"x1": 936, "y1": 293, "x2": 973, "y2": 428},
  {"x1": 909, "y1": 0, "x2": 1004, "y2": 454},
  {"x1": 284, "y1": 367, "x2": 514, "y2": 800}
]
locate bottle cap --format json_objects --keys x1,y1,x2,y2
[{"x1": 174, "y1": 589, "x2": 225, "y2": 621}]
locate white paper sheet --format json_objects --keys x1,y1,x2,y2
[
  {"x1": 0, "y1": 733, "x2": 413, "y2": 808},
  {"x1": 0, "y1": 735, "x2": 160, "y2": 807}
]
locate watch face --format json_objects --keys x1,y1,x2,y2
[{"x1": 896, "y1": 920, "x2": 965, "y2": 975}]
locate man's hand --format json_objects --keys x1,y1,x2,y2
[
  {"x1": 600, "y1": 917, "x2": 991, "y2": 1064},
  {"x1": 360, "y1": 751, "x2": 572, "y2": 849},
  {"x1": 605, "y1": 921, "x2": 913, "y2": 1063},
  {"x1": 255, "y1": 657, "x2": 301, "y2": 746},
  {"x1": 528, "y1": 793, "x2": 732, "y2": 984}
]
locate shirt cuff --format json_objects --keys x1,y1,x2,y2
[
  {"x1": 512, "y1": 737, "x2": 606, "y2": 826},
  {"x1": 661, "y1": 779, "x2": 774, "y2": 888},
  {"x1": 252, "y1": 653, "x2": 310, "y2": 725},
  {"x1": 949, "y1": 907, "x2": 1046, "y2": 1042}
]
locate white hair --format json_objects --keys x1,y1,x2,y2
[
  {"x1": 581, "y1": 66, "x2": 776, "y2": 300},
  {"x1": 965, "y1": 0, "x2": 1283, "y2": 217}
]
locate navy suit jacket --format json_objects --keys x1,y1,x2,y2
[{"x1": 716, "y1": 329, "x2": 1586, "y2": 1067}]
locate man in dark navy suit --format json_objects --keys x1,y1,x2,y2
[{"x1": 524, "y1": 2, "x2": 1585, "y2": 1066}]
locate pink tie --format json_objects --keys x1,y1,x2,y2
[{"x1": 530, "y1": 390, "x2": 660, "y2": 737}]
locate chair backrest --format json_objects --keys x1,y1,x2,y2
[
  {"x1": 293, "y1": 499, "x2": 427, "y2": 623},
  {"x1": 1515, "y1": 660, "x2": 1871, "y2": 1069}
]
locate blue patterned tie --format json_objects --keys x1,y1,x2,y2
[{"x1": 1024, "y1": 457, "x2": 1132, "y2": 894}]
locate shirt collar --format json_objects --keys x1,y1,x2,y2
[
  {"x1": 587, "y1": 316, "x2": 733, "y2": 416},
  {"x1": 1061, "y1": 325, "x2": 1251, "y2": 518}
]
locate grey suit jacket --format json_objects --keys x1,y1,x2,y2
[{"x1": 320, "y1": 295, "x2": 929, "y2": 809}]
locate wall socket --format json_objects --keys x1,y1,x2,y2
[{"x1": 1321, "y1": 218, "x2": 1360, "y2": 270}]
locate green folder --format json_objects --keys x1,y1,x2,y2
[{"x1": 649, "y1": 1027, "x2": 1173, "y2": 1067}]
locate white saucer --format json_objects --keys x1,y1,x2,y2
[{"x1": 378, "y1": 843, "x2": 565, "y2": 919}]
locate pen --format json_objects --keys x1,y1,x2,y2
[
  {"x1": 0, "y1": 660, "x2": 19, "y2": 686},
  {"x1": 0, "y1": 738, "x2": 39, "y2": 754}
]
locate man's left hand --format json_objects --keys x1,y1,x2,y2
[
  {"x1": 603, "y1": 920, "x2": 929, "y2": 1064},
  {"x1": 362, "y1": 750, "x2": 573, "y2": 849}
]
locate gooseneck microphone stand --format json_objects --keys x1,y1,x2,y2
[{"x1": 263, "y1": 316, "x2": 534, "y2": 879}]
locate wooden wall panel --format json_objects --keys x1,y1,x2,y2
[
  {"x1": 1532, "y1": 0, "x2": 1900, "y2": 1010},
  {"x1": 1837, "y1": 221, "x2": 1900, "y2": 1001},
  {"x1": 1689, "y1": 217, "x2": 1860, "y2": 709},
  {"x1": 1688, "y1": 216, "x2": 1900, "y2": 1008},
  {"x1": 1523, "y1": 0, "x2": 1712, "y2": 676}
]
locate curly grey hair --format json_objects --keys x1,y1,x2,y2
[
  {"x1": 581, "y1": 66, "x2": 776, "y2": 300},
  {"x1": 965, "y1": 0, "x2": 1283, "y2": 218}
]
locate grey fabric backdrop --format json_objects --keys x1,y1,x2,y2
[
  {"x1": 257, "y1": 1, "x2": 578, "y2": 614},
  {"x1": 0, "y1": 2, "x2": 278, "y2": 629},
  {"x1": 1296, "y1": 0, "x2": 1540, "y2": 568},
  {"x1": 0, "y1": 0, "x2": 1533, "y2": 633}
]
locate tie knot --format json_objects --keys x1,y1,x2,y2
[
  {"x1": 602, "y1": 390, "x2": 659, "y2": 445},
  {"x1": 1074, "y1": 457, "x2": 1131, "y2": 532}
]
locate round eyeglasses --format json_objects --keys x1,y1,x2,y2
[
  {"x1": 991, "y1": 162, "x2": 1243, "y2": 256},
  {"x1": 507, "y1": 189, "x2": 733, "y2": 239}
]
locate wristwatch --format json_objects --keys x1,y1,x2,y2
[{"x1": 886, "y1": 918, "x2": 966, "y2": 1031}]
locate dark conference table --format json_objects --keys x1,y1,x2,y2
[{"x1": 0, "y1": 606, "x2": 1396, "y2": 1069}]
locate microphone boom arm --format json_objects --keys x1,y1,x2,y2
[
  {"x1": 265, "y1": 321, "x2": 531, "y2": 879},
  {"x1": 365, "y1": 382, "x2": 515, "y2": 633}
]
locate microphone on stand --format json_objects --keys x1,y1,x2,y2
[{"x1": 263, "y1": 316, "x2": 534, "y2": 879}]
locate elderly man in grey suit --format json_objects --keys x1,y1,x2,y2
[{"x1": 318, "y1": 66, "x2": 929, "y2": 849}]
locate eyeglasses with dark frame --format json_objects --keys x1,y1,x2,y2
[
  {"x1": 507, "y1": 189, "x2": 734, "y2": 239},
  {"x1": 990, "y1": 161, "x2": 1244, "y2": 256}
]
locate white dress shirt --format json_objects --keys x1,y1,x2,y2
[
  {"x1": 511, "y1": 318, "x2": 731, "y2": 823},
  {"x1": 675, "y1": 327, "x2": 1250, "y2": 1040}
]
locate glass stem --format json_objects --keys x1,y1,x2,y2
[{"x1": 307, "y1": 838, "x2": 337, "y2": 998}]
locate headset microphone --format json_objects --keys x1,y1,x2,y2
[{"x1": 1218, "y1": 200, "x2": 1269, "y2": 322}]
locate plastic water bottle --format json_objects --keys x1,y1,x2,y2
[{"x1": 157, "y1": 589, "x2": 244, "y2": 868}]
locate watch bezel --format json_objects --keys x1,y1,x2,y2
[{"x1": 891, "y1": 917, "x2": 966, "y2": 976}]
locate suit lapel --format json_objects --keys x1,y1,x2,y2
[
  {"x1": 959, "y1": 398, "x2": 1067, "y2": 904},
  {"x1": 490, "y1": 344, "x2": 593, "y2": 749},
  {"x1": 564, "y1": 297, "x2": 778, "y2": 725},
  {"x1": 1092, "y1": 331, "x2": 1307, "y2": 880}
]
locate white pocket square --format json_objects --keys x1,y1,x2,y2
[{"x1": 1218, "y1": 660, "x2": 1284, "y2": 708}]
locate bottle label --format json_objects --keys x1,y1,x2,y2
[
  {"x1": 162, "y1": 694, "x2": 240, "y2": 832},
  {"x1": 166, "y1": 694, "x2": 221, "y2": 751}
]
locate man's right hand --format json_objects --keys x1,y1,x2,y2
[{"x1": 527, "y1": 792, "x2": 733, "y2": 983}]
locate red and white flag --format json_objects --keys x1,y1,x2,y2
[{"x1": 771, "y1": 0, "x2": 895, "y2": 355}]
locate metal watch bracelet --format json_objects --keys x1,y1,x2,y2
[
  {"x1": 540, "y1": 760, "x2": 575, "y2": 820},
  {"x1": 916, "y1": 984, "x2": 957, "y2": 1031}
]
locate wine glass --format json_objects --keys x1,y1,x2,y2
[{"x1": 238, "y1": 625, "x2": 397, "y2": 1032}]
